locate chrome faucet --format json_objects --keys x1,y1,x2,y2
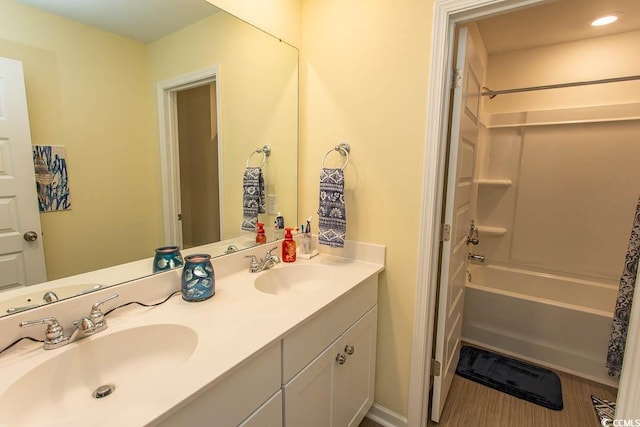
[
  {"x1": 6, "y1": 290, "x2": 60, "y2": 314},
  {"x1": 468, "y1": 252, "x2": 485, "y2": 263},
  {"x1": 225, "y1": 244, "x2": 239, "y2": 254},
  {"x1": 19, "y1": 294, "x2": 118, "y2": 350},
  {"x1": 42, "y1": 291, "x2": 59, "y2": 303},
  {"x1": 246, "y1": 246, "x2": 281, "y2": 273}
]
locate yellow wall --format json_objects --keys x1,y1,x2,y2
[
  {"x1": 300, "y1": 0, "x2": 433, "y2": 416},
  {"x1": 0, "y1": 0, "x2": 160, "y2": 279},
  {"x1": 215, "y1": 0, "x2": 436, "y2": 416},
  {"x1": 144, "y1": 0, "x2": 434, "y2": 415},
  {"x1": 147, "y1": 11, "x2": 299, "y2": 240},
  {"x1": 206, "y1": 0, "x2": 301, "y2": 47}
]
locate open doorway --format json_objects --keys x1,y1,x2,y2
[
  {"x1": 157, "y1": 66, "x2": 223, "y2": 249},
  {"x1": 409, "y1": 0, "x2": 640, "y2": 425},
  {"x1": 176, "y1": 83, "x2": 221, "y2": 248}
]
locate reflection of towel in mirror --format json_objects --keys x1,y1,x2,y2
[
  {"x1": 241, "y1": 167, "x2": 265, "y2": 231},
  {"x1": 318, "y1": 168, "x2": 346, "y2": 248}
]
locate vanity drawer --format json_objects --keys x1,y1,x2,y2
[
  {"x1": 238, "y1": 390, "x2": 282, "y2": 427},
  {"x1": 282, "y1": 276, "x2": 377, "y2": 383},
  {"x1": 155, "y1": 341, "x2": 281, "y2": 427}
]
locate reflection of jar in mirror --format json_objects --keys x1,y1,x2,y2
[
  {"x1": 181, "y1": 254, "x2": 215, "y2": 302},
  {"x1": 153, "y1": 246, "x2": 184, "y2": 273}
]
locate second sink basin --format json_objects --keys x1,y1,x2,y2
[
  {"x1": 0, "y1": 323, "x2": 197, "y2": 427},
  {"x1": 254, "y1": 264, "x2": 338, "y2": 295}
]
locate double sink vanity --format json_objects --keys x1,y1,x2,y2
[{"x1": 0, "y1": 240, "x2": 384, "y2": 426}]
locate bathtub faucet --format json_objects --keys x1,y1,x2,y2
[{"x1": 468, "y1": 252, "x2": 485, "y2": 263}]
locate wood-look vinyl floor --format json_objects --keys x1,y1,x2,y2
[
  {"x1": 432, "y1": 369, "x2": 617, "y2": 427},
  {"x1": 358, "y1": 369, "x2": 617, "y2": 427},
  {"x1": 359, "y1": 418, "x2": 385, "y2": 427}
]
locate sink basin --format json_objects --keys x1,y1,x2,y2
[
  {"x1": 0, "y1": 324, "x2": 197, "y2": 427},
  {"x1": 254, "y1": 264, "x2": 338, "y2": 295}
]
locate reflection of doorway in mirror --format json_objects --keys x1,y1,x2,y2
[
  {"x1": 176, "y1": 83, "x2": 221, "y2": 249},
  {"x1": 157, "y1": 66, "x2": 223, "y2": 250},
  {"x1": 0, "y1": 57, "x2": 47, "y2": 288}
]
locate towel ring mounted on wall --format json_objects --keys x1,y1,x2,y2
[
  {"x1": 322, "y1": 142, "x2": 351, "y2": 170},
  {"x1": 246, "y1": 145, "x2": 271, "y2": 168}
]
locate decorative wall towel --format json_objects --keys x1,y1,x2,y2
[
  {"x1": 318, "y1": 168, "x2": 346, "y2": 248},
  {"x1": 241, "y1": 167, "x2": 265, "y2": 231},
  {"x1": 606, "y1": 194, "x2": 640, "y2": 377}
]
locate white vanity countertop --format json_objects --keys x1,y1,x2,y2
[{"x1": 0, "y1": 242, "x2": 384, "y2": 427}]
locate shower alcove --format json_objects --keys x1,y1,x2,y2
[{"x1": 458, "y1": 24, "x2": 640, "y2": 387}]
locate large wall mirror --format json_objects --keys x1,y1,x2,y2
[{"x1": 0, "y1": 0, "x2": 298, "y2": 316}]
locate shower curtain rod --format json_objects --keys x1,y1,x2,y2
[{"x1": 482, "y1": 74, "x2": 640, "y2": 98}]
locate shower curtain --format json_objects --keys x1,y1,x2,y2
[{"x1": 607, "y1": 194, "x2": 640, "y2": 377}]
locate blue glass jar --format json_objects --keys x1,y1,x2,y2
[
  {"x1": 181, "y1": 254, "x2": 215, "y2": 302},
  {"x1": 153, "y1": 246, "x2": 184, "y2": 273}
]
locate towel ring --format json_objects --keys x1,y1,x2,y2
[
  {"x1": 246, "y1": 145, "x2": 271, "y2": 168},
  {"x1": 322, "y1": 142, "x2": 351, "y2": 170}
]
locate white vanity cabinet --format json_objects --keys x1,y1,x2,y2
[
  {"x1": 283, "y1": 275, "x2": 378, "y2": 427},
  {"x1": 155, "y1": 342, "x2": 281, "y2": 427},
  {"x1": 155, "y1": 272, "x2": 379, "y2": 427},
  {"x1": 238, "y1": 391, "x2": 283, "y2": 427},
  {"x1": 284, "y1": 306, "x2": 377, "y2": 427}
]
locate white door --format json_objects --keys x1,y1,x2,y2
[
  {"x1": 0, "y1": 57, "x2": 47, "y2": 289},
  {"x1": 430, "y1": 26, "x2": 484, "y2": 422}
]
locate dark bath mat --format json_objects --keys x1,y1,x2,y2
[{"x1": 455, "y1": 346, "x2": 563, "y2": 410}]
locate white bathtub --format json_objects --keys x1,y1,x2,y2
[{"x1": 462, "y1": 264, "x2": 619, "y2": 387}]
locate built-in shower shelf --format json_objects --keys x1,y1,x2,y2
[
  {"x1": 477, "y1": 179, "x2": 512, "y2": 188},
  {"x1": 477, "y1": 225, "x2": 507, "y2": 236}
]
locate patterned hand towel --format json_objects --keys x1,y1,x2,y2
[
  {"x1": 318, "y1": 168, "x2": 346, "y2": 248},
  {"x1": 241, "y1": 167, "x2": 265, "y2": 231},
  {"x1": 591, "y1": 395, "x2": 616, "y2": 426}
]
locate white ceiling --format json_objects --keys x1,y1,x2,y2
[
  {"x1": 477, "y1": 0, "x2": 640, "y2": 54},
  {"x1": 17, "y1": 0, "x2": 639, "y2": 54},
  {"x1": 17, "y1": 0, "x2": 221, "y2": 44}
]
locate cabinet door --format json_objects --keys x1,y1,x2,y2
[
  {"x1": 284, "y1": 344, "x2": 335, "y2": 427},
  {"x1": 333, "y1": 307, "x2": 378, "y2": 427},
  {"x1": 284, "y1": 305, "x2": 378, "y2": 427},
  {"x1": 238, "y1": 391, "x2": 282, "y2": 427}
]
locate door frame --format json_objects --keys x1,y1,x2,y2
[
  {"x1": 408, "y1": 0, "x2": 639, "y2": 424},
  {"x1": 157, "y1": 66, "x2": 223, "y2": 246}
]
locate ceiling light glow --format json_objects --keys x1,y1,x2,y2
[{"x1": 591, "y1": 15, "x2": 619, "y2": 26}]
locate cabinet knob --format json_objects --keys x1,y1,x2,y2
[
  {"x1": 336, "y1": 353, "x2": 346, "y2": 365},
  {"x1": 345, "y1": 345, "x2": 355, "y2": 355}
]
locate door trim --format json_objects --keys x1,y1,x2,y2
[
  {"x1": 407, "y1": 1, "x2": 568, "y2": 425},
  {"x1": 157, "y1": 66, "x2": 223, "y2": 246}
]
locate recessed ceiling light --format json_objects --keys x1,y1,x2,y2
[{"x1": 591, "y1": 14, "x2": 619, "y2": 27}]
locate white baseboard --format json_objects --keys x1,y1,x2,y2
[{"x1": 365, "y1": 403, "x2": 408, "y2": 427}]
